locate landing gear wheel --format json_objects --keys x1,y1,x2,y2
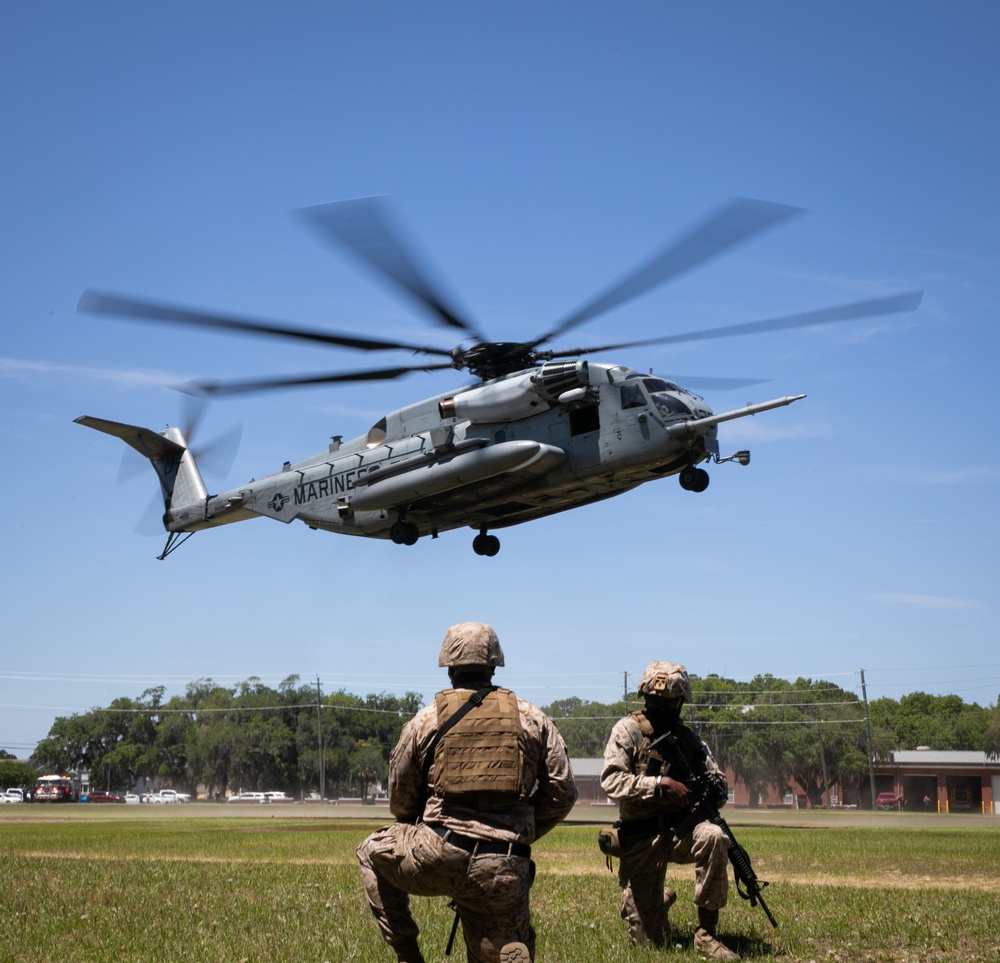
[
  {"x1": 390, "y1": 520, "x2": 420, "y2": 545},
  {"x1": 679, "y1": 466, "x2": 710, "y2": 492},
  {"x1": 472, "y1": 532, "x2": 501, "y2": 556}
]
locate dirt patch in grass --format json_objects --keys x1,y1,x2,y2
[
  {"x1": 22, "y1": 850, "x2": 355, "y2": 866},
  {"x1": 21, "y1": 850, "x2": 996, "y2": 891}
]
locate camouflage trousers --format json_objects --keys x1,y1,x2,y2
[
  {"x1": 616, "y1": 820, "x2": 730, "y2": 947},
  {"x1": 357, "y1": 822, "x2": 536, "y2": 963}
]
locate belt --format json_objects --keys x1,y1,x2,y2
[{"x1": 428, "y1": 823, "x2": 531, "y2": 859}]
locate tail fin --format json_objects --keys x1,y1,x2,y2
[{"x1": 74, "y1": 416, "x2": 208, "y2": 520}]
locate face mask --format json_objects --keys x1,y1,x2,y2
[{"x1": 644, "y1": 698, "x2": 682, "y2": 730}]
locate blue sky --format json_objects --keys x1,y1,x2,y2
[{"x1": 3, "y1": 2, "x2": 998, "y2": 755}]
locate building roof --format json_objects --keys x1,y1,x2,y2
[
  {"x1": 890, "y1": 750, "x2": 997, "y2": 767},
  {"x1": 569, "y1": 757, "x2": 604, "y2": 778}
]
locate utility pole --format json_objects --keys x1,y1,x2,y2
[
  {"x1": 316, "y1": 676, "x2": 326, "y2": 802},
  {"x1": 816, "y1": 717, "x2": 829, "y2": 807},
  {"x1": 623, "y1": 671, "x2": 629, "y2": 713},
  {"x1": 860, "y1": 669, "x2": 876, "y2": 811}
]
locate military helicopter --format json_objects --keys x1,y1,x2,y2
[{"x1": 76, "y1": 197, "x2": 922, "y2": 558}]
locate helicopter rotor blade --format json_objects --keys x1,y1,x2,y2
[
  {"x1": 299, "y1": 196, "x2": 489, "y2": 343},
  {"x1": 534, "y1": 198, "x2": 803, "y2": 347},
  {"x1": 184, "y1": 361, "x2": 457, "y2": 397},
  {"x1": 191, "y1": 423, "x2": 243, "y2": 479},
  {"x1": 78, "y1": 289, "x2": 454, "y2": 358},
  {"x1": 549, "y1": 291, "x2": 924, "y2": 357},
  {"x1": 667, "y1": 375, "x2": 772, "y2": 391},
  {"x1": 180, "y1": 391, "x2": 207, "y2": 441}
]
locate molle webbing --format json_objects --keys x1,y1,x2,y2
[
  {"x1": 433, "y1": 687, "x2": 526, "y2": 801},
  {"x1": 631, "y1": 710, "x2": 658, "y2": 776},
  {"x1": 631, "y1": 711, "x2": 705, "y2": 778}
]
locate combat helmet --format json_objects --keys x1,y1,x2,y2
[
  {"x1": 438, "y1": 622, "x2": 505, "y2": 668},
  {"x1": 637, "y1": 660, "x2": 692, "y2": 703}
]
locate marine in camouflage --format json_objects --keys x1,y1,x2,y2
[
  {"x1": 600, "y1": 660, "x2": 734, "y2": 954},
  {"x1": 357, "y1": 622, "x2": 577, "y2": 963}
]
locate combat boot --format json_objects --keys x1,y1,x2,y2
[
  {"x1": 694, "y1": 908, "x2": 738, "y2": 961},
  {"x1": 499, "y1": 941, "x2": 531, "y2": 963},
  {"x1": 390, "y1": 935, "x2": 426, "y2": 963}
]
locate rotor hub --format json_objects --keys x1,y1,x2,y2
[{"x1": 457, "y1": 341, "x2": 546, "y2": 380}]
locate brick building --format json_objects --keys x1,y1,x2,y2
[{"x1": 570, "y1": 748, "x2": 1000, "y2": 814}]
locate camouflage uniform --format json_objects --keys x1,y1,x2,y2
[
  {"x1": 357, "y1": 623, "x2": 577, "y2": 963},
  {"x1": 600, "y1": 661, "x2": 731, "y2": 952}
]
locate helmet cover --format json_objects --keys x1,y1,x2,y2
[
  {"x1": 637, "y1": 660, "x2": 691, "y2": 703},
  {"x1": 438, "y1": 622, "x2": 505, "y2": 668}
]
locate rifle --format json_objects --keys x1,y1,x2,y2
[{"x1": 646, "y1": 729, "x2": 778, "y2": 928}]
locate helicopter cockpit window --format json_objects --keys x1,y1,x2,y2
[
  {"x1": 641, "y1": 378, "x2": 693, "y2": 417},
  {"x1": 641, "y1": 377, "x2": 676, "y2": 393},
  {"x1": 620, "y1": 381, "x2": 647, "y2": 409}
]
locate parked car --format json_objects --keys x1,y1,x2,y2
[
  {"x1": 263, "y1": 791, "x2": 293, "y2": 803},
  {"x1": 147, "y1": 789, "x2": 192, "y2": 804},
  {"x1": 85, "y1": 790, "x2": 125, "y2": 804},
  {"x1": 876, "y1": 792, "x2": 901, "y2": 810},
  {"x1": 228, "y1": 791, "x2": 266, "y2": 803},
  {"x1": 0, "y1": 788, "x2": 25, "y2": 804},
  {"x1": 123, "y1": 793, "x2": 141, "y2": 804}
]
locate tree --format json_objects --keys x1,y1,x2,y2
[
  {"x1": 689, "y1": 674, "x2": 871, "y2": 808},
  {"x1": 870, "y1": 692, "x2": 991, "y2": 752},
  {"x1": 542, "y1": 697, "x2": 623, "y2": 758},
  {"x1": 984, "y1": 706, "x2": 1000, "y2": 759},
  {"x1": 350, "y1": 741, "x2": 388, "y2": 800},
  {"x1": 0, "y1": 759, "x2": 36, "y2": 789},
  {"x1": 184, "y1": 679, "x2": 239, "y2": 799}
]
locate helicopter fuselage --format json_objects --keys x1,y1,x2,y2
[{"x1": 144, "y1": 360, "x2": 802, "y2": 554}]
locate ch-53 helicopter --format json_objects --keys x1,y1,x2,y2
[{"x1": 76, "y1": 196, "x2": 921, "y2": 558}]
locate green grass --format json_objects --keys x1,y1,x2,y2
[{"x1": 2, "y1": 809, "x2": 999, "y2": 962}]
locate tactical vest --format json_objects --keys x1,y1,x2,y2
[
  {"x1": 432, "y1": 686, "x2": 527, "y2": 802},
  {"x1": 630, "y1": 710, "x2": 707, "y2": 778}
]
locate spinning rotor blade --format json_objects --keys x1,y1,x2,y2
[
  {"x1": 534, "y1": 198, "x2": 802, "y2": 346},
  {"x1": 191, "y1": 423, "x2": 243, "y2": 479},
  {"x1": 299, "y1": 196, "x2": 489, "y2": 342},
  {"x1": 185, "y1": 362, "x2": 456, "y2": 397},
  {"x1": 550, "y1": 291, "x2": 924, "y2": 357},
  {"x1": 668, "y1": 375, "x2": 772, "y2": 391},
  {"x1": 78, "y1": 290, "x2": 453, "y2": 358}
]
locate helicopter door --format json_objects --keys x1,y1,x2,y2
[
  {"x1": 601, "y1": 381, "x2": 653, "y2": 464},
  {"x1": 564, "y1": 402, "x2": 601, "y2": 469}
]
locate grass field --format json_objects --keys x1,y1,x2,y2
[{"x1": 2, "y1": 805, "x2": 998, "y2": 962}]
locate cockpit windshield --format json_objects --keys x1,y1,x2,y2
[
  {"x1": 620, "y1": 375, "x2": 704, "y2": 417},
  {"x1": 643, "y1": 377, "x2": 702, "y2": 417}
]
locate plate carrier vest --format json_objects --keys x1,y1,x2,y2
[
  {"x1": 630, "y1": 710, "x2": 708, "y2": 779},
  {"x1": 432, "y1": 686, "x2": 527, "y2": 802}
]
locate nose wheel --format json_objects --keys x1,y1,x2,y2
[
  {"x1": 472, "y1": 528, "x2": 501, "y2": 556},
  {"x1": 678, "y1": 466, "x2": 710, "y2": 492}
]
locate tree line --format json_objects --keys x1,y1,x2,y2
[
  {"x1": 15, "y1": 673, "x2": 1000, "y2": 803},
  {"x1": 28, "y1": 676, "x2": 420, "y2": 800}
]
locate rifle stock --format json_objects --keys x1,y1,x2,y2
[{"x1": 647, "y1": 730, "x2": 778, "y2": 928}]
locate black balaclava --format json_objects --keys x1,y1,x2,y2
[{"x1": 643, "y1": 696, "x2": 683, "y2": 733}]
